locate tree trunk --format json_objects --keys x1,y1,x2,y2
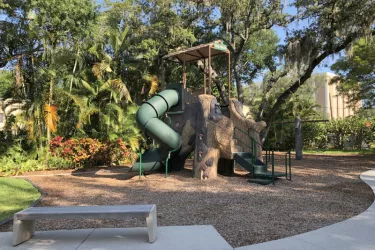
[
  {"x1": 197, "y1": 60, "x2": 228, "y2": 105},
  {"x1": 256, "y1": 70, "x2": 288, "y2": 121},
  {"x1": 295, "y1": 116, "x2": 302, "y2": 160},
  {"x1": 261, "y1": 123, "x2": 272, "y2": 145},
  {"x1": 233, "y1": 61, "x2": 243, "y2": 103},
  {"x1": 69, "y1": 47, "x2": 79, "y2": 92}
]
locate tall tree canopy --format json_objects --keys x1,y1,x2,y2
[
  {"x1": 1, "y1": 0, "x2": 375, "y2": 146},
  {"x1": 331, "y1": 38, "x2": 375, "y2": 108}
]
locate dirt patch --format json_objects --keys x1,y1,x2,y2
[{"x1": 1, "y1": 154, "x2": 374, "y2": 248}]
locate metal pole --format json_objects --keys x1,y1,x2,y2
[
  {"x1": 289, "y1": 151, "x2": 292, "y2": 181},
  {"x1": 166, "y1": 153, "x2": 170, "y2": 178},
  {"x1": 228, "y1": 51, "x2": 231, "y2": 100},
  {"x1": 139, "y1": 146, "x2": 142, "y2": 180},
  {"x1": 208, "y1": 45, "x2": 211, "y2": 95},
  {"x1": 272, "y1": 150, "x2": 275, "y2": 185},
  {"x1": 285, "y1": 153, "x2": 287, "y2": 178}
]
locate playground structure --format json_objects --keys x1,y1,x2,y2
[{"x1": 131, "y1": 41, "x2": 291, "y2": 185}]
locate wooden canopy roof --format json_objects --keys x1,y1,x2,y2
[{"x1": 162, "y1": 41, "x2": 229, "y2": 63}]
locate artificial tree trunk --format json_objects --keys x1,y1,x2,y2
[
  {"x1": 193, "y1": 95, "x2": 234, "y2": 179},
  {"x1": 193, "y1": 95, "x2": 219, "y2": 179}
]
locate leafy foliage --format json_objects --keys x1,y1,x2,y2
[
  {"x1": 2, "y1": 0, "x2": 375, "y2": 173},
  {"x1": 268, "y1": 116, "x2": 375, "y2": 151},
  {"x1": 49, "y1": 136, "x2": 137, "y2": 167},
  {"x1": 331, "y1": 38, "x2": 375, "y2": 108}
]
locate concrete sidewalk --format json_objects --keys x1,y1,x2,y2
[
  {"x1": 236, "y1": 169, "x2": 375, "y2": 250},
  {"x1": 0, "y1": 225, "x2": 234, "y2": 250}
]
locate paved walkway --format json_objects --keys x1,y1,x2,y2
[
  {"x1": 0, "y1": 225, "x2": 234, "y2": 250},
  {"x1": 236, "y1": 169, "x2": 375, "y2": 250}
]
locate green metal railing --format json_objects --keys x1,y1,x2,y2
[
  {"x1": 234, "y1": 127, "x2": 256, "y2": 174},
  {"x1": 234, "y1": 127, "x2": 253, "y2": 151},
  {"x1": 247, "y1": 127, "x2": 272, "y2": 166},
  {"x1": 271, "y1": 150, "x2": 275, "y2": 185},
  {"x1": 138, "y1": 145, "x2": 143, "y2": 179},
  {"x1": 234, "y1": 126, "x2": 291, "y2": 184},
  {"x1": 165, "y1": 144, "x2": 181, "y2": 178}
]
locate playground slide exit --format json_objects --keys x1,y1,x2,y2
[{"x1": 131, "y1": 89, "x2": 181, "y2": 172}]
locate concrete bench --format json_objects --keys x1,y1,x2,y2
[{"x1": 13, "y1": 204, "x2": 157, "y2": 246}]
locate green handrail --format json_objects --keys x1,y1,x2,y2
[
  {"x1": 139, "y1": 146, "x2": 143, "y2": 180},
  {"x1": 271, "y1": 150, "x2": 275, "y2": 185},
  {"x1": 165, "y1": 144, "x2": 181, "y2": 178},
  {"x1": 284, "y1": 151, "x2": 292, "y2": 181},
  {"x1": 247, "y1": 127, "x2": 272, "y2": 165},
  {"x1": 235, "y1": 126, "x2": 293, "y2": 183},
  {"x1": 234, "y1": 127, "x2": 256, "y2": 175},
  {"x1": 233, "y1": 127, "x2": 253, "y2": 151}
]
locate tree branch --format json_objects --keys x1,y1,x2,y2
[{"x1": 264, "y1": 30, "x2": 374, "y2": 123}]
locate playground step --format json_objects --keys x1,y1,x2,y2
[
  {"x1": 247, "y1": 178, "x2": 273, "y2": 185},
  {"x1": 250, "y1": 164, "x2": 268, "y2": 174},
  {"x1": 233, "y1": 153, "x2": 268, "y2": 175},
  {"x1": 233, "y1": 152, "x2": 253, "y2": 159},
  {"x1": 256, "y1": 171, "x2": 286, "y2": 178}
]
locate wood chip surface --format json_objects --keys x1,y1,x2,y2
[{"x1": 1, "y1": 154, "x2": 373, "y2": 248}]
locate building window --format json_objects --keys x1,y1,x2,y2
[{"x1": 0, "y1": 113, "x2": 4, "y2": 123}]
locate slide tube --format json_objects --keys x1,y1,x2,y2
[{"x1": 131, "y1": 89, "x2": 182, "y2": 172}]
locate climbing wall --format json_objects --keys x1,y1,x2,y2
[{"x1": 193, "y1": 95, "x2": 233, "y2": 179}]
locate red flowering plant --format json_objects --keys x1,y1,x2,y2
[{"x1": 49, "y1": 137, "x2": 137, "y2": 167}]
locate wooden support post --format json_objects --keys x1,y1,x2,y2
[
  {"x1": 208, "y1": 45, "x2": 212, "y2": 95},
  {"x1": 228, "y1": 51, "x2": 231, "y2": 100},
  {"x1": 183, "y1": 53, "x2": 186, "y2": 89},
  {"x1": 203, "y1": 59, "x2": 206, "y2": 94}
]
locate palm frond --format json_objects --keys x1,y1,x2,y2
[
  {"x1": 88, "y1": 44, "x2": 102, "y2": 59},
  {"x1": 100, "y1": 79, "x2": 132, "y2": 103},
  {"x1": 81, "y1": 80, "x2": 96, "y2": 95},
  {"x1": 92, "y1": 61, "x2": 112, "y2": 79},
  {"x1": 44, "y1": 104, "x2": 58, "y2": 133},
  {"x1": 144, "y1": 74, "x2": 159, "y2": 96}
]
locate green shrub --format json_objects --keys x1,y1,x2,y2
[
  {"x1": 0, "y1": 144, "x2": 74, "y2": 176},
  {"x1": 0, "y1": 145, "x2": 45, "y2": 176},
  {"x1": 46, "y1": 156, "x2": 73, "y2": 170}
]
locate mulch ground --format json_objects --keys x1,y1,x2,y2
[{"x1": 1, "y1": 154, "x2": 374, "y2": 248}]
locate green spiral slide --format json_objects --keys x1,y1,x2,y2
[{"x1": 131, "y1": 89, "x2": 181, "y2": 172}]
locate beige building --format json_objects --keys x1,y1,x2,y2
[{"x1": 314, "y1": 72, "x2": 362, "y2": 120}]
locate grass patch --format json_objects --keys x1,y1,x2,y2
[
  {"x1": 0, "y1": 178, "x2": 40, "y2": 221},
  {"x1": 299, "y1": 149, "x2": 375, "y2": 155}
]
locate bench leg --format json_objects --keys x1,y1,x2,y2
[
  {"x1": 13, "y1": 216, "x2": 36, "y2": 246},
  {"x1": 146, "y1": 206, "x2": 157, "y2": 243}
]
